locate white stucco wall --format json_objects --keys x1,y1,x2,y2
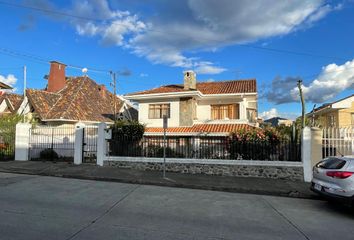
[
  {"x1": 16, "y1": 97, "x2": 30, "y2": 115},
  {"x1": 136, "y1": 94, "x2": 257, "y2": 127},
  {"x1": 138, "y1": 99, "x2": 180, "y2": 127},
  {"x1": 0, "y1": 100, "x2": 7, "y2": 113},
  {"x1": 195, "y1": 96, "x2": 257, "y2": 124}
]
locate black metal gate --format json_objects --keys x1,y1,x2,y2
[
  {"x1": 82, "y1": 126, "x2": 98, "y2": 164},
  {"x1": 29, "y1": 126, "x2": 75, "y2": 162}
]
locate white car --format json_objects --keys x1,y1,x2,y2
[{"x1": 311, "y1": 156, "x2": 354, "y2": 206}]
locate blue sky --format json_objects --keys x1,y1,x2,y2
[{"x1": 0, "y1": 0, "x2": 353, "y2": 120}]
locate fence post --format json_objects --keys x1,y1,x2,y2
[
  {"x1": 74, "y1": 123, "x2": 85, "y2": 165},
  {"x1": 302, "y1": 127, "x2": 312, "y2": 182},
  {"x1": 311, "y1": 127, "x2": 323, "y2": 166},
  {"x1": 15, "y1": 123, "x2": 31, "y2": 161},
  {"x1": 96, "y1": 122, "x2": 107, "y2": 166},
  {"x1": 302, "y1": 127, "x2": 323, "y2": 182}
]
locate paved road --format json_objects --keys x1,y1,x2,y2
[{"x1": 0, "y1": 172, "x2": 353, "y2": 240}]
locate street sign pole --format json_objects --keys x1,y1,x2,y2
[{"x1": 163, "y1": 115, "x2": 168, "y2": 178}]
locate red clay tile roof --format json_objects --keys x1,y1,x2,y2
[
  {"x1": 145, "y1": 124, "x2": 253, "y2": 134},
  {"x1": 5, "y1": 93, "x2": 23, "y2": 111},
  {"x1": 127, "y1": 79, "x2": 256, "y2": 96},
  {"x1": 26, "y1": 77, "x2": 134, "y2": 122},
  {"x1": 0, "y1": 93, "x2": 23, "y2": 112},
  {"x1": 26, "y1": 90, "x2": 61, "y2": 119}
]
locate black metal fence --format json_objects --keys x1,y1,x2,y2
[
  {"x1": 83, "y1": 126, "x2": 98, "y2": 163},
  {"x1": 29, "y1": 126, "x2": 75, "y2": 162},
  {"x1": 109, "y1": 136, "x2": 301, "y2": 161},
  {"x1": 0, "y1": 126, "x2": 16, "y2": 161}
]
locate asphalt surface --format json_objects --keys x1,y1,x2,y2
[{"x1": 0, "y1": 172, "x2": 353, "y2": 240}]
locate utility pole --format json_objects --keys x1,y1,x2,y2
[
  {"x1": 23, "y1": 65, "x2": 27, "y2": 123},
  {"x1": 297, "y1": 79, "x2": 306, "y2": 129},
  {"x1": 110, "y1": 71, "x2": 117, "y2": 122}
]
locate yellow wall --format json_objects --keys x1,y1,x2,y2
[
  {"x1": 338, "y1": 101, "x2": 354, "y2": 127},
  {"x1": 313, "y1": 101, "x2": 353, "y2": 128}
]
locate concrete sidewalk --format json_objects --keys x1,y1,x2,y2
[{"x1": 0, "y1": 161, "x2": 317, "y2": 199}]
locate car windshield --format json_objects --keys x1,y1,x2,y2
[{"x1": 316, "y1": 158, "x2": 346, "y2": 169}]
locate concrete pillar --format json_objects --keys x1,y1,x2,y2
[
  {"x1": 302, "y1": 127, "x2": 312, "y2": 182},
  {"x1": 310, "y1": 127, "x2": 323, "y2": 167},
  {"x1": 97, "y1": 122, "x2": 107, "y2": 166},
  {"x1": 74, "y1": 123, "x2": 85, "y2": 165},
  {"x1": 302, "y1": 127, "x2": 323, "y2": 182},
  {"x1": 15, "y1": 123, "x2": 32, "y2": 161}
]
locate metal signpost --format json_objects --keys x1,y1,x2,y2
[{"x1": 163, "y1": 115, "x2": 168, "y2": 178}]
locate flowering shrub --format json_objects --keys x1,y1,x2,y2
[
  {"x1": 229, "y1": 128, "x2": 285, "y2": 160},
  {"x1": 231, "y1": 128, "x2": 281, "y2": 144}
]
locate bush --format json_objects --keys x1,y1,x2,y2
[
  {"x1": 230, "y1": 128, "x2": 282, "y2": 160},
  {"x1": 111, "y1": 120, "x2": 145, "y2": 139},
  {"x1": 39, "y1": 148, "x2": 59, "y2": 160},
  {"x1": 145, "y1": 145, "x2": 184, "y2": 158}
]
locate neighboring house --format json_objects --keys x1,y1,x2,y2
[
  {"x1": 125, "y1": 70, "x2": 257, "y2": 136},
  {"x1": 17, "y1": 61, "x2": 137, "y2": 125},
  {"x1": 0, "y1": 81, "x2": 12, "y2": 90},
  {"x1": 0, "y1": 93, "x2": 23, "y2": 116},
  {"x1": 307, "y1": 94, "x2": 354, "y2": 128},
  {"x1": 264, "y1": 117, "x2": 293, "y2": 127}
]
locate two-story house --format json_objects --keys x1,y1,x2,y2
[{"x1": 125, "y1": 71, "x2": 257, "y2": 136}]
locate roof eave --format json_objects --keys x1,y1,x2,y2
[
  {"x1": 125, "y1": 91, "x2": 202, "y2": 100},
  {"x1": 125, "y1": 91, "x2": 257, "y2": 100}
]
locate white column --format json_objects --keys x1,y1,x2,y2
[
  {"x1": 15, "y1": 123, "x2": 32, "y2": 161},
  {"x1": 96, "y1": 122, "x2": 107, "y2": 166},
  {"x1": 302, "y1": 127, "x2": 312, "y2": 182},
  {"x1": 74, "y1": 123, "x2": 85, "y2": 165}
]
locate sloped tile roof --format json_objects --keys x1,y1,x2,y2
[
  {"x1": 5, "y1": 93, "x2": 23, "y2": 111},
  {"x1": 26, "y1": 77, "x2": 129, "y2": 122},
  {"x1": 0, "y1": 93, "x2": 23, "y2": 112},
  {"x1": 145, "y1": 124, "x2": 253, "y2": 135},
  {"x1": 26, "y1": 90, "x2": 61, "y2": 119},
  {"x1": 127, "y1": 79, "x2": 256, "y2": 96}
]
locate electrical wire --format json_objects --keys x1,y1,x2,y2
[{"x1": 0, "y1": 0, "x2": 348, "y2": 61}]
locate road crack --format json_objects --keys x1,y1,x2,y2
[{"x1": 262, "y1": 197, "x2": 311, "y2": 240}]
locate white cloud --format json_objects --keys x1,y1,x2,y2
[
  {"x1": 260, "y1": 108, "x2": 298, "y2": 120},
  {"x1": 0, "y1": 74, "x2": 17, "y2": 87},
  {"x1": 265, "y1": 58, "x2": 354, "y2": 104},
  {"x1": 292, "y1": 59, "x2": 354, "y2": 103},
  {"x1": 69, "y1": 1, "x2": 146, "y2": 46},
  {"x1": 139, "y1": 73, "x2": 148, "y2": 77},
  {"x1": 194, "y1": 62, "x2": 226, "y2": 74},
  {"x1": 260, "y1": 108, "x2": 279, "y2": 120},
  {"x1": 25, "y1": 0, "x2": 340, "y2": 74}
]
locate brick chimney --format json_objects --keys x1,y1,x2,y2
[
  {"x1": 183, "y1": 70, "x2": 196, "y2": 90},
  {"x1": 99, "y1": 84, "x2": 107, "y2": 98},
  {"x1": 47, "y1": 61, "x2": 67, "y2": 92}
]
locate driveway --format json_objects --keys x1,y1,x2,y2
[{"x1": 0, "y1": 172, "x2": 353, "y2": 240}]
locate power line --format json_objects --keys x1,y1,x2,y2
[
  {"x1": 0, "y1": 0, "x2": 348, "y2": 61},
  {"x1": 0, "y1": 1, "x2": 106, "y2": 22},
  {"x1": 0, "y1": 47, "x2": 111, "y2": 74},
  {"x1": 238, "y1": 44, "x2": 346, "y2": 61}
]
